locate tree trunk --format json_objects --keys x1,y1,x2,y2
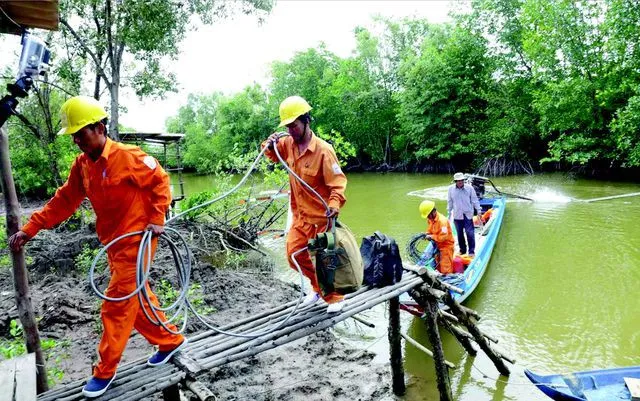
[
  {"x1": 94, "y1": 72, "x2": 102, "y2": 100},
  {"x1": 0, "y1": 123, "x2": 48, "y2": 393},
  {"x1": 109, "y1": 80, "x2": 119, "y2": 141},
  {"x1": 385, "y1": 128, "x2": 391, "y2": 165}
]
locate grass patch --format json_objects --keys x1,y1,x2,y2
[{"x1": 0, "y1": 319, "x2": 71, "y2": 386}]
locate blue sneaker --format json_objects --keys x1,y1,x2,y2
[
  {"x1": 147, "y1": 338, "x2": 188, "y2": 366},
  {"x1": 82, "y1": 374, "x2": 116, "y2": 398}
]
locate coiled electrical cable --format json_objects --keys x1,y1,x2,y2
[{"x1": 89, "y1": 134, "x2": 333, "y2": 338}]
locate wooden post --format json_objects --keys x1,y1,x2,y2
[
  {"x1": 438, "y1": 315, "x2": 477, "y2": 356},
  {"x1": 162, "y1": 383, "x2": 181, "y2": 401},
  {"x1": 186, "y1": 379, "x2": 217, "y2": 401},
  {"x1": 444, "y1": 293, "x2": 511, "y2": 376},
  {"x1": 423, "y1": 295, "x2": 453, "y2": 401},
  {"x1": 0, "y1": 124, "x2": 48, "y2": 393},
  {"x1": 388, "y1": 296, "x2": 405, "y2": 396}
]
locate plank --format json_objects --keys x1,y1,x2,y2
[
  {"x1": 14, "y1": 353, "x2": 37, "y2": 401},
  {"x1": 0, "y1": 357, "x2": 17, "y2": 396}
]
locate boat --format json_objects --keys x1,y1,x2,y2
[
  {"x1": 400, "y1": 174, "x2": 507, "y2": 314},
  {"x1": 524, "y1": 366, "x2": 640, "y2": 401}
]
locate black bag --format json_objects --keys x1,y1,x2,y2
[{"x1": 360, "y1": 232, "x2": 403, "y2": 287}]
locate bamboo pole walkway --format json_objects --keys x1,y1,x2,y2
[{"x1": 37, "y1": 273, "x2": 424, "y2": 401}]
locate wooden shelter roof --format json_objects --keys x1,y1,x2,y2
[
  {"x1": 120, "y1": 132, "x2": 185, "y2": 145},
  {"x1": 0, "y1": 1, "x2": 59, "y2": 35}
]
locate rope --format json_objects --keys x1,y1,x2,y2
[{"x1": 89, "y1": 134, "x2": 333, "y2": 338}]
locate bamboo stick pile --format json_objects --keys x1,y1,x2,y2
[
  {"x1": 181, "y1": 273, "x2": 423, "y2": 371},
  {"x1": 400, "y1": 262, "x2": 515, "y2": 401},
  {"x1": 37, "y1": 273, "x2": 424, "y2": 401},
  {"x1": 38, "y1": 361, "x2": 184, "y2": 401}
]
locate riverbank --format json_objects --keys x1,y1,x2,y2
[{"x1": 0, "y1": 220, "x2": 395, "y2": 400}]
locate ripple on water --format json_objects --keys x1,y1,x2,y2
[{"x1": 407, "y1": 185, "x2": 449, "y2": 200}]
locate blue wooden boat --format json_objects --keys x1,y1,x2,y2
[
  {"x1": 400, "y1": 175, "x2": 507, "y2": 312},
  {"x1": 525, "y1": 366, "x2": 640, "y2": 401}
]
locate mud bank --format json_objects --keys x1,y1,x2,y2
[{"x1": 0, "y1": 223, "x2": 395, "y2": 400}]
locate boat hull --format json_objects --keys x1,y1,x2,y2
[
  {"x1": 525, "y1": 366, "x2": 640, "y2": 401},
  {"x1": 401, "y1": 195, "x2": 506, "y2": 307}
]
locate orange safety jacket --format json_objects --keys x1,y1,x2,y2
[
  {"x1": 427, "y1": 212, "x2": 455, "y2": 250},
  {"x1": 263, "y1": 133, "x2": 347, "y2": 224},
  {"x1": 22, "y1": 138, "x2": 171, "y2": 245}
]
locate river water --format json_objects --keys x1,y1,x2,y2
[{"x1": 177, "y1": 172, "x2": 640, "y2": 401}]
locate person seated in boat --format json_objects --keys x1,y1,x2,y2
[
  {"x1": 447, "y1": 172, "x2": 482, "y2": 256},
  {"x1": 473, "y1": 208, "x2": 493, "y2": 227},
  {"x1": 419, "y1": 200, "x2": 455, "y2": 274}
]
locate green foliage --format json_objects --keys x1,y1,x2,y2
[
  {"x1": 5, "y1": 80, "x2": 79, "y2": 197},
  {"x1": 167, "y1": 87, "x2": 274, "y2": 174},
  {"x1": 57, "y1": 208, "x2": 94, "y2": 232},
  {"x1": 610, "y1": 95, "x2": 640, "y2": 167},
  {"x1": 54, "y1": 0, "x2": 274, "y2": 140},
  {"x1": 74, "y1": 244, "x2": 104, "y2": 274},
  {"x1": 163, "y1": 4, "x2": 640, "y2": 172},
  {"x1": 270, "y1": 46, "x2": 339, "y2": 113},
  {"x1": 0, "y1": 255, "x2": 10, "y2": 269},
  {"x1": 221, "y1": 252, "x2": 247, "y2": 269},
  {"x1": 7, "y1": 1, "x2": 640, "y2": 184},
  {"x1": 180, "y1": 190, "x2": 218, "y2": 221},
  {"x1": 316, "y1": 128, "x2": 356, "y2": 166},
  {"x1": 0, "y1": 320, "x2": 69, "y2": 385},
  {"x1": 156, "y1": 279, "x2": 214, "y2": 316},
  {"x1": 396, "y1": 24, "x2": 492, "y2": 163},
  {"x1": 463, "y1": 0, "x2": 640, "y2": 169},
  {"x1": 0, "y1": 219, "x2": 6, "y2": 248},
  {"x1": 0, "y1": 320, "x2": 26, "y2": 359}
]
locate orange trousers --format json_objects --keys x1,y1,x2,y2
[
  {"x1": 93, "y1": 238, "x2": 184, "y2": 379},
  {"x1": 436, "y1": 246, "x2": 454, "y2": 274},
  {"x1": 285, "y1": 220, "x2": 344, "y2": 304}
]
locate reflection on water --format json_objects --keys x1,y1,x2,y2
[{"x1": 177, "y1": 171, "x2": 640, "y2": 401}]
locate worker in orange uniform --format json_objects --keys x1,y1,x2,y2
[
  {"x1": 263, "y1": 96, "x2": 348, "y2": 313},
  {"x1": 419, "y1": 200, "x2": 455, "y2": 274},
  {"x1": 7, "y1": 96, "x2": 186, "y2": 398}
]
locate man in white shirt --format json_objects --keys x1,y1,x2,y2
[{"x1": 447, "y1": 172, "x2": 482, "y2": 256}]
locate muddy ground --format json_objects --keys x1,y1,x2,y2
[{"x1": 0, "y1": 218, "x2": 395, "y2": 401}]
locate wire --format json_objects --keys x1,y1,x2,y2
[
  {"x1": 89, "y1": 134, "x2": 333, "y2": 339},
  {"x1": 0, "y1": 5, "x2": 22, "y2": 30},
  {"x1": 33, "y1": 80, "x2": 76, "y2": 97}
]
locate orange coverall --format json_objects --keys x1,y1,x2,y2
[
  {"x1": 426, "y1": 211, "x2": 455, "y2": 274},
  {"x1": 263, "y1": 134, "x2": 347, "y2": 303},
  {"x1": 22, "y1": 138, "x2": 184, "y2": 379}
]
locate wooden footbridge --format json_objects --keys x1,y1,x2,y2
[{"x1": 37, "y1": 265, "x2": 513, "y2": 401}]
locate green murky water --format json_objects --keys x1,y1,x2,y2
[{"x1": 177, "y1": 172, "x2": 640, "y2": 401}]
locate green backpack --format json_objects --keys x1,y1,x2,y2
[{"x1": 310, "y1": 221, "x2": 363, "y2": 296}]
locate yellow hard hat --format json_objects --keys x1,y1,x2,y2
[
  {"x1": 419, "y1": 200, "x2": 436, "y2": 219},
  {"x1": 278, "y1": 96, "x2": 312, "y2": 127},
  {"x1": 57, "y1": 96, "x2": 108, "y2": 135}
]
